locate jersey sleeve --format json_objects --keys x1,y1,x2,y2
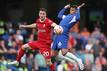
[
  {"x1": 47, "y1": 19, "x2": 54, "y2": 26},
  {"x1": 77, "y1": 7, "x2": 80, "y2": 15},
  {"x1": 57, "y1": 8, "x2": 67, "y2": 19},
  {"x1": 76, "y1": 8, "x2": 80, "y2": 20}
]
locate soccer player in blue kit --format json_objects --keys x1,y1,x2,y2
[{"x1": 52, "y1": 3, "x2": 85, "y2": 70}]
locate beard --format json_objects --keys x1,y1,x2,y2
[{"x1": 40, "y1": 17, "x2": 46, "y2": 21}]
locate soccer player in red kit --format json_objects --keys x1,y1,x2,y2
[{"x1": 8, "y1": 8, "x2": 57, "y2": 69}]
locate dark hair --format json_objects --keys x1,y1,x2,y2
[
  {"x1": 39, "y1": 8, "x2": 47, "y2": 12},
  {"x1": 70, "y1": 5, "x2": 77, "y2": 9}
]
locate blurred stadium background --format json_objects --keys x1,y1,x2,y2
[{"x1": 0, "y1": 0, "x2": 107, "y2": 71}]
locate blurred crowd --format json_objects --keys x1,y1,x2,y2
[{"x1": 0, "y1": 19, "x2": 107, "y2": 71}]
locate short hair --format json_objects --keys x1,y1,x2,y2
[
  {"x1": 70, "y1": 5, "x2": 77, "y2": 9},
  {"x1": 39, "y1": 8, "x2": 47, "y2": 12}
]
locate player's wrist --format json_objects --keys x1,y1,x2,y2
[{"x1": 64, "y1": 4, "x2": 70, "y2": 9}]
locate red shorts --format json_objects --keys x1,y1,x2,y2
[
  {"x1": 28, "y1": 41, "x2": 51, "y2": 59},
  {"x1": 39, "y1": 48, "x2": 51, "y2": 59}
]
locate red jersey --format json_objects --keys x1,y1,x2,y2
[{"x1": 35, "y1": 17, "x2": 53, "y2": 44}]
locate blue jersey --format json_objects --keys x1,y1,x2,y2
[
  {"x1": 52, "y1": 7, "x2": 80, "y2": 50},
  {"x1": 58, "y1": 8, "x2": 80, "y2": 35}
]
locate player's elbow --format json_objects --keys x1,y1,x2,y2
[
  {"x1": 57, "y1": 15, "x2": 62, "y2": 19},
  {"x1": 57, "y1": 15, "x2": 60, "y2": 18}
]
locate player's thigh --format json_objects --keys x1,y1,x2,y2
[
  {"x1": 57, "y1": 40, "x2": 68, "y2": 49},
  {"x1": 57, "y1": 36, "x2": 68, "y2": 49},
  {"x1": 28, "y1": 41, "x2": 41, "y2": 50}
]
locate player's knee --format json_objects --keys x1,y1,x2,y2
[
  {"x1": 61, "y1": 49, "x2": 68, "y2": 55},
  {"x1": 21, "y1": 44, "x2": 30, "y2": 50}
]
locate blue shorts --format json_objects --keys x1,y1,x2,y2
[{"x1": 52, "y1": 35, "x2": 68, "y2": 50}]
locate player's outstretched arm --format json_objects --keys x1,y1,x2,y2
[
  {"x1": 77, "y1": 3, "x2": 85, "y2": 9},
  {"x1": 19, "y1": 23, "x2": 36, "y2": 28},
  {"x1": 76, "y1": 3, "x2": 85, "y2": 14},
  {"x1": 57, "y1": 4, "x2": 70, "y2": 19}
]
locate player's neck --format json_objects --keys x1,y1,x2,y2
[{"x1": 40, "y1": 18, "x2": 46, "y2": 22}]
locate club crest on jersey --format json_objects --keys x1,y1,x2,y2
[
  {"x1": 43, "y1": 24, "x2": 46, "y2": 27},
  {"x1": 58, "y1": 42, "x2": 62, "y2": 46}
]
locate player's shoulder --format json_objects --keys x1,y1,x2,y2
[
  {"x1": 46, "y1": 17, "x2": 51, "y2": 21},
  {"x1": 45, "y1": 17, "x2": 53, "y2": 23}
]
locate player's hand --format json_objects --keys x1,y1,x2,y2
[
  {"x1": 64, "y1": 4, "x2": 70, "y2": 9},
  {"x1": 77, "y1": 3, "x2": 85, "y2": 9}
]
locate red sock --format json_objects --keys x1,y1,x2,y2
[
  {"x1": 50, "y1": 63, "x2": 55, "y2": 71},
  {"x1": 16, "y1": 47, "x2": 25, "y2": 62}
]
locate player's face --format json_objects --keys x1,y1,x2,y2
[
  {"x1": 70, "y1": 7, "x2": 76, "y2": 14},
  {"x1": 39, "y1": 11, "x2": 46, "y2": 20}
]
